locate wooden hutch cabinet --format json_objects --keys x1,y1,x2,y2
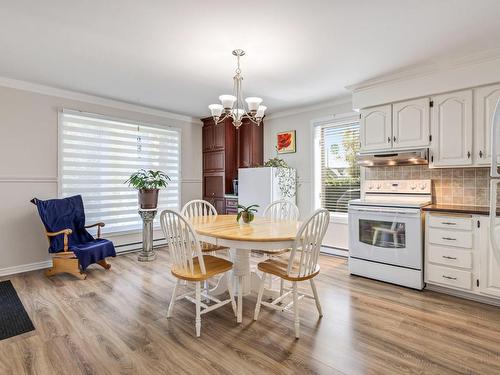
[{"x1": 201, "y1": 116, "x2": 263, "y2": 214}]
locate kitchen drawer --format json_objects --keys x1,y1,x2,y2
[
  {"x1": 427, "y1": 244, "x2": 472, "y2": 269},
  {"x1": 225, "y1": 198, "x2": 238, "y2": 208},
  {"x1": 428, "y1": 228, "x2": 473, "y2": 249},
  {"x1": 225, "y1": 208, "x2": 238, "y2": 214},
  {"x1": 427, "y1": 264, "x2": 472, "y2": 290},
  {"x1": 428, "y1": 214, "x2": 472, "y2": 231}
]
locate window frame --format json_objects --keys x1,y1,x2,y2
[
  {"x1": 57, "y1": 108, "x2": 183, "y2": 235},
  {"x1": 311, "y1": 113, "x2": 361, "y2": 222}
]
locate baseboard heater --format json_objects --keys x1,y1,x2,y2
[{"x1": 115, "y1": 237, "x2": 167, "y2": 254}]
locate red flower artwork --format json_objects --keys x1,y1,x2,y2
[{"x1": 277, "y1": 132, "x2": 292, "y2": 150}]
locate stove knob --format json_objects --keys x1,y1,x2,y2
[
  {"x1": 420, "y1": 183, "x2": 427, "y2": 190},
  {"x1": 376, "y1": 184, "x2": 381, "y2": 190},
  {"x1": 410, "y1": 184, "x2": 417, "y2": 190},
  {"x1": 368, "y1": 184, "x2": 373, "y2": 190}
]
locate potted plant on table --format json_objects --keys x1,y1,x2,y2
[
  {"x1": 237, "y1": 204, "x2": 259, "y2": 224},
  {"x1": 125, "y1": 169, "x2": 171, "y2": 209}
]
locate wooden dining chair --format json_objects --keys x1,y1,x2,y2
[
  {"x1": 254, "y1": 209, "x2": 329, "y2": 339},
  {"x1": 160, "y1": 209, "x2": 237, "y2": 337},
  {"x1": 264, "y1": 200, "x2": 300, "y2": 221},
  {"x1": 253, "y1": 200, "x2": 300, "y2": 292},
  {"x1": 253, "y1": 200, "x2": 299, "y2": 258},
  {"x1": 181, "y1": 199, "x2": 229, "y2": 255}
]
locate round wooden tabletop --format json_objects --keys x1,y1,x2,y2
[{"x1": 189, "y1": 214, "x2": 301, "y2": 242}]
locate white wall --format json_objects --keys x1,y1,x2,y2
[
  {"x1": 0, "y1": 82, "x2": 202, "y2": 275},
  {"x1": 263, "y1": 99, "x2": 354, "y2": 252},
  {"x1": 350, "y1": 51, "x2": 500, "y2": 110}
]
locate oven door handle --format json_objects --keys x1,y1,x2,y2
[{"x1": 349, "y1": 207, "x2": 420, "y2": 216}]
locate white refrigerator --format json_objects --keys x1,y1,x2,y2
[{"x1": 238, "y1": 167, "x2": 296, "y2": 217}]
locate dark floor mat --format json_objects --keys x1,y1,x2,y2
[{"x1": 0, "y1": 280, "x2": 35, "y2": 340}]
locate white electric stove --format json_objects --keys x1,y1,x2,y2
[{"x1": 348, "y1": 180, "x2": 432, "y2": 290}]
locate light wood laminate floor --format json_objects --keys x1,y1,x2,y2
[{"x1": 1, "y1": 250, "x2": 500, "y2": 375}]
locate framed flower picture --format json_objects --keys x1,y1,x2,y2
[{"x1": 276, "y1": 130, "x2": 296, "y2": 154}]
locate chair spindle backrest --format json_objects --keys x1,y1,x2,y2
[
  {"x1": 263, "y1": 200, "x2": 300, "y2": 221},
  {"x1": 181, "y1": 199, "x2": 218, "y2": 219},
  {"x1": 288, "y1": 209, "x2": 329, "y2": 278},
  {"x1": 160, "y1": 209, "x2": 206, "y2": 276}
]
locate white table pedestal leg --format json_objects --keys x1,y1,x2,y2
[{"x1": 230, "y1": 248, "x2": 251, "y2": 323}]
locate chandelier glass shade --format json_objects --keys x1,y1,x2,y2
[{"x1": 208, "y1": 49, "x2": 266, "y2": 128}]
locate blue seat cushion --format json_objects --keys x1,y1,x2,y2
[{"x1": 70, "y1": 239, "x2": 116, "y2": 270}]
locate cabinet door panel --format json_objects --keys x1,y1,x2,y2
[
  {"x1": 474, "y1": 83, "x2": 500, "y2": 165},
  {"x1": 213, "y1": 123, "x2": 225, "y2": 150},
  {"x1": 430, "y1": 90, "x2": 473, "y2": 167},
  {"x1": 360, "y1": 105, "x2": 392, "y2": 151},
  {"x1": 392, "y1": 98, "x2": 430, "y2": 149},
  {"x1": 238, "y1": 118, "x2": 263, "y2": 168},
  {"x1": 202, "y1": 124, "x2": 214, "y2": 151},
  {"x1": 212, "y1": 198, "x2": 225, "y2": 214},
  {"x1": 203, "y1": 175, "x2": 224, "y2": 198},
  {"x1": 203, "y1": 151, "x2": 225, "y2": 171}
]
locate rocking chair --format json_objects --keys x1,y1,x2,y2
[{"x1": 31, "y1": 195, "x2": 116, "y2": 280}]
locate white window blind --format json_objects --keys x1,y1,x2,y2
[
  {"x1": 315, "y1": 120, "x2": 360, "y2": 214},
  {"x1": 59, "y1": 110, "x2": 181, "y2": 233}
]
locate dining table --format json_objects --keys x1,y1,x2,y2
[{"x1": 189, "y1": 214, "x2": 301, "y2": 323}]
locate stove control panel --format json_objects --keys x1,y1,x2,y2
[{"x1": 365, "y1": 180, "x2": 432, "y2": 194}]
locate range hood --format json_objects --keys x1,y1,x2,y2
[{"x1": 357, "y1": 148, "x2": 429, "y2": 167}]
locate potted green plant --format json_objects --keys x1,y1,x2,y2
[
  {"x1": 236, "y1": 204, "x2": 259, "y2": 224},
  {"x1": 125, "y1": 169, "x2": 171, "y2": 209}
]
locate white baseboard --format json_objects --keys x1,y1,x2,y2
[
  {"x1": 321, "y1": 246, "x2": 348, "y2": 257},
  {"x1": 0, "y1": 239, "x2": 168, "y2": 277},
  {"x1": 0, "y1": 260, "x2": 52, "y2": 277}
]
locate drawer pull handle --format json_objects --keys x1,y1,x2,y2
[
  {"x1": 441, "y1": 222, "x2": 456, "y2": 225},
  {"x1": 442, "y1": 237, "x2": 456, "y2": 241},
  {"x1": 442, "y1": 275, "x2": 457, "y2": 280},
  {"x1": 442, "y1": 255, "x2": 457, "y2": 260}
]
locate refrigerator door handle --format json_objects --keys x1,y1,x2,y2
[
  {"x1": 489, "y1": 180, "x2": 500, "y2": 264},
  {"x1": 490, "y1": 98, "x2": 500, "y2": 177}
]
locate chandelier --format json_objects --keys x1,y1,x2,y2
[{"x1": 208, "y1": 49, "x2": 266, "y2": 128}]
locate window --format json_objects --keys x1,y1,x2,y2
[
  {"x1": 59, "y1": 110, "x2": 181, "y2": 233},
  {"x1": 314, "y1": 118, "x2": 360, "y2": 214}
]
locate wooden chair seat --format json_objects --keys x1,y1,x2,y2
[
  {"x1": 257, "y1": 258, "x2": 320, "y2": 282},
  {"x1": 172, "y1": 255, "x2": 233, "y2": 281},
  {"x1": 252, "y1": 248, "x2": 290, "y2": 256},
  {"x1": 200, "y1": 242, "x2": 229, "y2": 253}
]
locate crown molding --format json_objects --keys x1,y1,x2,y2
[
  {"x1": 0, "y1": 76, "x2": 202, "y2": 125},
  {"x1": 265, "y1": 95, "x2": 352, "y2": 120},
  {"x1": 346, "y1": 47, "x2": 500, "y2": 93}
]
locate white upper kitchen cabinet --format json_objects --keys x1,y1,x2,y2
[
  {"x1": 360, "y1": 105, "x2": 392, "y2": 151},
  {"x1": 474, "y1": 83, "x2": 500, "y2": 165},
  {"x1": 392, "y1": 98, "x2": 430, "y2": 149},
  {"x1": 430, "y1": 89, "x2": 473, "y2": 167}
]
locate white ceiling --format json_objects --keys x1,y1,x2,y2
[{"x1": 1, "y1": 0, "x2": 500, "y2": 117}]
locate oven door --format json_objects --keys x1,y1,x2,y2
[{"x1": 348, "y1": 205, "x2": 422, "y2": 269}]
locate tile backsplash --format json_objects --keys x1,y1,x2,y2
[{"x1": 364, "y1": 166, "x2": 491, "y2": 206}]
